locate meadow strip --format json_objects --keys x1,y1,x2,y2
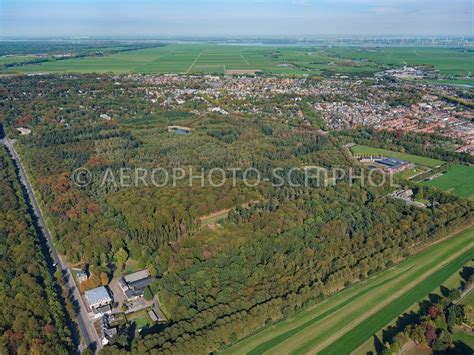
[
  {"x1": 316, "y1": 246, "x2": 474, "y2": 355},
  {"x1": 221, "y1": 227, "x2": 473, "y2": 355}
]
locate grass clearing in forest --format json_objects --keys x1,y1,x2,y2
[
  {"x1": 220, "y1": 227, "x2": 474, "y2": 355},
  {"x1": 200, "y1": 209, "x2": 230, "y2": 227}
]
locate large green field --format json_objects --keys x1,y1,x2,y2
[
  {"x1": 0, "y1": 55, "x2": 37, "y2": 66},
  {"x1": 351, "y1": 145, "x2": 445, "y2": 168},
  {"x1": 423, "y1": 164, "x2": 474, "y2": 199},
  {"x1": 327, "y1": 47, "x2": 474, "y2": 77},
  {"x1": 7, "y1": 45, "x2": 302, "y2": 74},
  {"x1": 221, "y1": 227, "x2": 474, "y2": 355},
  {"x1": 5, "y1": 44, "x2": 473, "y2": 79}
]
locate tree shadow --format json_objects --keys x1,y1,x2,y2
[
  {"x1": 383, "y1": 311, "x2": 419, "y2": 343},
  {"x1": 140, "y1": 321, "x2": 168, "y2": 338},
  {"x1": 459, "y1": 266, "x2": 473, "y2": 288},
  {"x1": 428, "y1": 293, "x2": 442, "y2": 305},
  {"x1": 439, "y1": 285, "x2": 450, "y2": 298},
  {"x1": 434, "y1": 340, "x2": 473, "y2": 355},
  {"x1": 373, "y1": 334, "x2": 384, "y2": 354}
]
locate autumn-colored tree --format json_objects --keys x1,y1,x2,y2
[
  {"x1": 100, "y1": 272, "x2": 110, "y2": 286},
  {"x1": 424, "y1": 323, "x2": 437, "y2": 344},
  {"x1": 428, "y1": 304, "x2": 440, "y2": 319},
  {"x1": 0, "y1": 147, "x2": 72, "y2": 352},
  {"x1": 79, "y1": 273, "x2": 102, "y2": 292}
]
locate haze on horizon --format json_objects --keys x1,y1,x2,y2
[{"x1": 1, "y1": 0, "x2": 473, "y2": 38}]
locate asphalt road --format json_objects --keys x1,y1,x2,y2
[{"x1": 1, "y1": 137, "x2": 101, "y2": 352}]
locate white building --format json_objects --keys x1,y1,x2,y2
[
  {"x1": 85, "y1": 286, "x2": 112, "y2": 310},
  {"x1": 16, "y1": 127, "x2": 31, "y2": 135}
]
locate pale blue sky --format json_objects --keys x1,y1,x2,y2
[{"x1": 1, "y1": 0, "x2": 472, "y2": 37}]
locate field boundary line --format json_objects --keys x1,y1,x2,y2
[
  {"x1": 240, "y1": 53, "x2": 250, "y2": 65},
  {"x1": 186, "y1": 50, "x2": 205, "y2": 73},
  {"x1": 304, "y1": 242, "x2": 474, "y2": 354},
  {"x1": 134, "y1": 55, "x2": 164, "y2": 72},
  {"x1": 247, "y1": 268, "x2": 411, "y2": 355}
]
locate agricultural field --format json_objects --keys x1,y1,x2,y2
[
  {"x1": 0, "y1": 55, "x2": 38, "y2": 66},
  {"x1": 327, "y1": 47, "x2": 474, "y2": 78},
  {"x1": 220, "y1": 227, "x2": 474, "y2": 355},
  {"x1": 5, "y1": 45, "x2": 287, "y2": 74},
  {"x1": 423, "y1": 164, "x2": 474, "y2": 199},
  {"x1": 351, "y1": 145, "x2": 445, "y2": 168},
  {"x1": 5, "y1": 44, "x2": 472, "y2": 79}
]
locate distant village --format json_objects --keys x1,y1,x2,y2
[
  {"x1": 12, "y1": 71, "x2": 473, "y2": 157},
  {"x1": 132, "y1": 73, "x2": 474, "y2": 156}
]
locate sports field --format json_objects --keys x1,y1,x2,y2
[
  {"x1": 351, "y1": 145, "x2": 445, "y2": 168},
  {"x1": 220, "y1": 227, "x2": 474, "y2": 355},
  {"x1": 6, "y1": 45, "x2": 473, "y2": 79},
  {"x1": 423, "y1": 164, "x2": 474, "y2": 199}
]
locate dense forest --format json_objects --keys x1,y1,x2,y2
[
  {"x1": 1, "y1": 75, "x2": 473, "y2": 353},
  {"x1": 0, "y1": 147, "x2": 72, "y2": 354},
  {"x1": 101, "y1": 182, "x2": 472, "y2": 354}
]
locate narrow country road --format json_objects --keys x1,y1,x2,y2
[{"x1": 1, "y1": 137, "x2": 101, "y2": 353}]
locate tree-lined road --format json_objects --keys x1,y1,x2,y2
[{"x1": 1, "y1": 137, "x2": 101, "y2": 353}]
